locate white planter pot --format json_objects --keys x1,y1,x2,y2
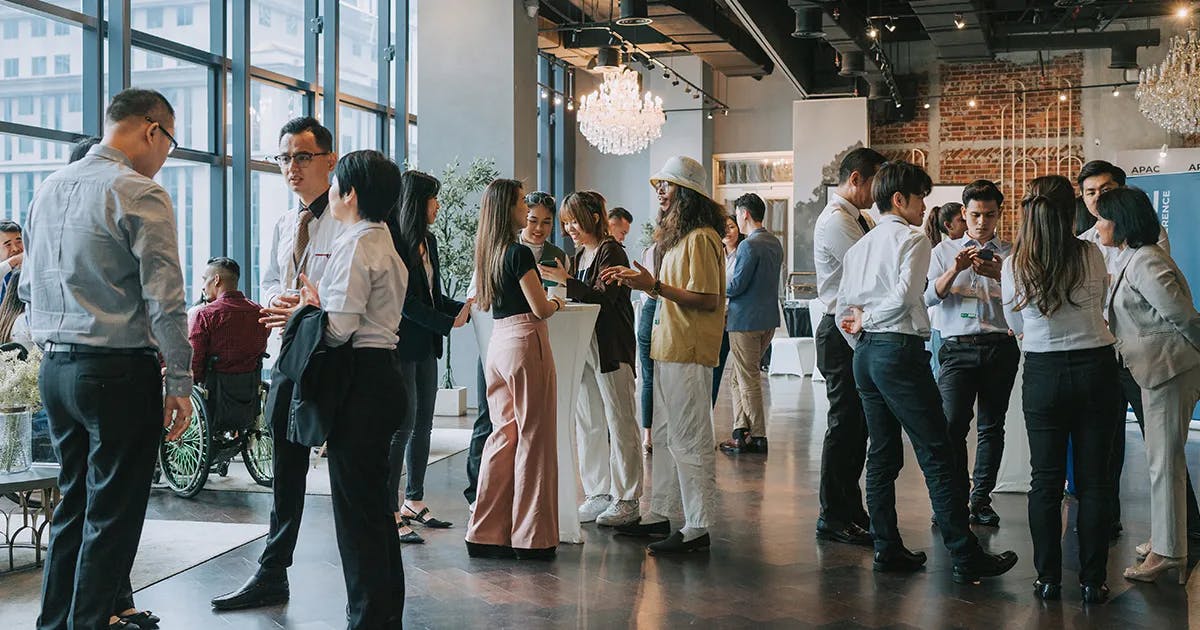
[{"x1": 434, "y1": 387, "x2": 467, "y2": 416}]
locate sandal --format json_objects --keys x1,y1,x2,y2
[
  {"x1": 396, "y1": 522, "x2": 425, "y2": 544},
  {"x1": 402, "y1": 505, "x2": 453, "y2": 529},
  {"x1": 119, "y1": 611, "x2": 160, "y2": 629}
]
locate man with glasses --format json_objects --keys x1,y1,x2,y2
[
  {"x1": 21, "y1": 88, "x2": 193, "y2": 630},
  {"x1": 212, "y1": 116, "x2": 342, "y2": 611}
]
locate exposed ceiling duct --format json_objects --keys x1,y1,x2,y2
[
  {"x1": 647, "y1": 0, "x2": 774, "y2": 77},
  {"x1": 790, "y1": 6, "x2": 824, "y2": 39},
  {"x1": 616, "y1": 0, "x2": 652, "y2": 26},
  {"x1": 908, "y1": 0, "x2": 991, "y2": 61}
]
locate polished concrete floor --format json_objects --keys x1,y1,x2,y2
[{"x1": 121, "y1": 375, "x2": 1198, "y2": 629}]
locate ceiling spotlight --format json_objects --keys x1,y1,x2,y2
[
  {"x1": 866, "y1": 23, "x2": 879, "y2": 39},
  {"x1": 663, "y1": 71, "x2": 670, "y2": 79},
  {"x1": 968, "y1": 98, "x2": 977, "y2": 108},
  {"x1": 723, "y1": 109, "x2": 729, "y2": 116},
  {"x1": 923, "y1": 102, "x2": 931, "y2": 109},
  {"x1": 894, "y1": 100, "x2": 902, "y2": 108},
  {"x1": 1112, "y1": 86, "x2": 1121, "y2": 97},
  {"x1": 886, "y1": 18, "x2": 897, "y2": 32},
  {"x1": 1178, "y1": 5, "x2": 1192, "y2": 18},
  {"x1": 539, "y1": 89, "x2": 548, "y2": 99},
  {"x1": 1058, "y1": 92, "x2": 1067, "y2": 102},
  {"x1": 553, "y1": 94, "x2": 563, "y2": 105},
  {"x1": 671, "y1": 79, "x2": 680, "y2": 86},
  {"x1": 684, "y1": 86, "x2": 691, "y2": 93},
  {"x1": 707, "y1": 112, "x2": 714, "y2": 120},
  {"x1": 693, "y1": 93, "x2": 700, "y2": 99},
  {"x1": 954, "y1": 13, "x2": 966, "y2": 29}
]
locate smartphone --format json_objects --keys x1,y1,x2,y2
[
  {"x1": 976, "y1": 249, "x2": 994, "y2": 261},
  {"x1": 541, "y1": 259, "x2": 558, "y2": 267}
]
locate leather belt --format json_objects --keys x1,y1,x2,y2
[
  {"x1": 43, "y1": 342, "x2": 157, "y2": 357},
  {"x1": 861, "y1": 332, "x2": 922, "y2": 344},
  {"x1": 946, "y1": 333, "x2": 1012, "y2": 345}
]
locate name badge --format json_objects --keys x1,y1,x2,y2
[{"x1": 958, "y1": 296, "x2": 979, "y2": 320}]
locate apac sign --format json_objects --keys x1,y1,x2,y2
[{"x1": 1117, "y1": 148, "x2": 1200, "y2": 176}]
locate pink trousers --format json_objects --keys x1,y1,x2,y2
[{"x1": 466, "y1": 313, "x2": 559, "y2": 550}]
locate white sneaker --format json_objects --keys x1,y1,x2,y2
[
  {"x1": 578, "y1": 494, "x2": 612, "y2": 523},
  {"x1": 595, "y1": 499, "x2": 640, "y2": 527}
]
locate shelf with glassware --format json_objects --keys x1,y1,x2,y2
[{"x1": 712, "y1": 151, "x2": 794, "y2": 297}]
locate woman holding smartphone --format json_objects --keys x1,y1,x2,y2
[
  {"x1": 386, "y1": 170, "x2": 472, "y2": 543},
  {"x1": 466, "y1": 178, "x2": 566, "y2": 560},
  {"x1": 539, "y1": 191, "x2": 641, "y2": 527}
]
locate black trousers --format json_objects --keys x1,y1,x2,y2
[
  {"x1": 937, "y1": 336, "x2": 1020, "y2": 509},
  {"x1": 815, "y1": 314, "x2": 869, "y2": 528},
  {"x1": 853, "y1": 333, "x2": 979, "y2": 562},
  {"x1": 1111, "y1": 362, "x2": 1200, "y2": 534},
  {"x1": 327, "y1": 348, "x2": 406, "y2": 629},
  {"x1": 258, "y1": 364, "x2": 311, "y2": 570},
  {"x1": 37, "y1": 352, "x2": 161, "y2": 630},
  {"x1": 463, "y1": 360, "x2": 492, "y2": 504},
  {"x1": 1024, "y1": 347, "x2": 1123, "y2": 586},
  {"x1": 388, "y1": 357, "x2": 432, "y2": 510}
]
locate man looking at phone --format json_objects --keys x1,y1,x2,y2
[
  {"x1": 211, "y1": 116, "x2": 343, "y2": 611},
  {"x1": 924, "y1": 179, "x2": 1017, "y2": 527}
]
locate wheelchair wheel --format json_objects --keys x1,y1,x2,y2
[
  {"x1": 242, "y1": 381, "x2": 274, "y2": 488},
  {"x1": 158, "y1": 388, "x2": 211, "y2": 498}
]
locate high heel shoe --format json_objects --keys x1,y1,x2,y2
[
  {"x1": 1123, "y1": 556, "x2": 1188, "y2": 584},
  {"x1": 1135, "y1": 541, "x2": 1151, "y2": 560}
]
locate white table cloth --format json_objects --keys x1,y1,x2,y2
[{"x1": 472, "y1": 303, "x2": 600, "y2": 544}]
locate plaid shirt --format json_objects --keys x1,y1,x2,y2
[{"x1": 189, "y1": 291, "x2": 270, "y2": 382}]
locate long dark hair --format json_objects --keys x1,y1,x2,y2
[
  {"x1": 390, "y1": 170, "x2": 441, "y2": 269},
  {"x1": 653, "y1": 186, "x2": 725, "y2": 271},
  {"x1": 1011, "y1": 175, "x2": 1088, "y2": 316},
  {"x1": 923, "y1": 202, "x2": 963, "y2": 245},
  {"x1": 473, "y1": 178, "x2": 524, "y2": 312}
]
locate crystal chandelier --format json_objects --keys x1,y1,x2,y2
[
  {"x1": 577, "y1": 66, "x2": 665, "y2": 155},
  {"x1": 1136, "y1": 30, "x2": 1200, "y2": 134}
]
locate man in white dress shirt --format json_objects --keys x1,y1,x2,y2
[
  {"x1": 1075, "y1": 160, "x2": 1199, "y2": 542},
  {"x1": 812, "y1": 147, "x2": 886, "y2": 547},
  {"x1": 839, "y1": 161, "x2": 1018, "y2": 582},
  {"x1": 925, "y1": 180, "x2": 1017, "y2": 529},
  {"x1": 212, "y1": 117, "x2": 346, "y2": 611}
]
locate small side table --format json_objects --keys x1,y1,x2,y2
[{"x1": 0, "y1": 465, "x2": 60, "y2": 573}]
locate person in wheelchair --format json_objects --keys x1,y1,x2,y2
[{"x1": 189, "y1": 257, "x2": 271, "y2": 433}]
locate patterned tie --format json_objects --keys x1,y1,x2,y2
[
  {"x1": 856, "y1": 214, "x2": 871, "y2": 235},
  {"x1": 292, "y1": 209, "x2": 315, "y2": 288}
]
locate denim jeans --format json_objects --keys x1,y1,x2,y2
[
  {"x1": 388, "y1": 357, "x2": 434, "y2": 509},
  {"x1": 637, "y1": 298, "x2": 656, "y2": 429},
  {"x1": 464, "y1": 360, "x2": 491, "y2": 504},
  {"x1": 853, "y1": 332, "x2": 979, "y2": 562},
  {"x1": 1023, "y1": 347, "x2": 1122, "y2": 586}
]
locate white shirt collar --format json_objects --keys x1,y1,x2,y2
[{"x1": 828, "y1": 192, "x2": 862, "y2": 219}]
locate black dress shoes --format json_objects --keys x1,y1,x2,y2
[
  {"x1": 514, "y1": 546, "x2": 556, "y2": 561},
  {"x1": 466, "y1": 541, "x2": 517, "y2": 559},
  {"x1": 816, "y1": 519, "x2": 873, "y2": 547},
  {"x1": 1081, "y1": 583, "x2": 1110, "y2": 604},
  {"x1": 969, "y1": 505, "x2": 1000, "y2": 527},
  {"x1": 952, "y1": 550, "x2": 1019, "y2": 584},
  {"x1": 614, "y1": 518, "x2": 672, "y2": 538},
  {"x1": 873, "y1": 547, "x2": 928, "y2": 573},
  {"x1": 211, "y1": 568, "x2": 289, "y2": 610},
  {"x1": 647, "y1": 531, "x2": 711, "y2": 555},
  {"x1": 1033, "y1": 579, "x2": 1061, "y2": 600}
]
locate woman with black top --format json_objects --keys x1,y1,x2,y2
[
  {"x1": 386, "y1": 170, "x2": 472, "y2": 543},
  {"x1": 465, "y1": 178, "x2": 566, "y2": 560},
  {"x1": 539, "y1": 191, "x2": 641, "y2": 528}
]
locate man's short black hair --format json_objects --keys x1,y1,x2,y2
[
  {"x1": 105, "y1": 88, "x2": 174, "y2": 125},
  {"x1": 608, "y1": 207, "x2": 633, "y2": 223},
  {"x1": 69, "y1": 136, "x2": 101, "y2": 163},
  {"x1": 962, "y1": 179, "x2": 1004, "y2": 208},
  {"x1": 1096, "y1": 187, "x2": 1161, "y2": 249},
  {"x1": 873, "y1": 161, "x2": 932, "y2": 212},
  {"x1": 734, "y1": 192, "x2": 767, "y2": 222},
  {"x1": 0, "y1": 220, "x2": 21, "y2": 235},
  {"x1": 206, "y1": 256, "x2": 241, "y2": 283},
  {"x1": 838, "y1": 147, "x2": 888, "y2": 185},
  {"x1": 1077, "y1": 160, "x2": 1127, "y2": 188},
  {"x1": 278, "y1": 116, "x2": 333, "y2": 153},
  {"x1": 335, "y1": 150, "x2": 402, "y2": 222}
]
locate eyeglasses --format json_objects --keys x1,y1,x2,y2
[
  {"x1": 524, "y1": 191, "x2": 555, "y2": 208},
  {"x1": 269, "y1": 152, "x2": 332, "y2": 167},
  {"x1": 145, "y1": 116, "x2": 178, "y2": 154}
]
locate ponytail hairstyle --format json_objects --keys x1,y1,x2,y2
[
  {"x1": 923, "y1": 202, "x2": 963, "y2": 245},
  {"x1": 390, "y1": 170, "x2": 441, "y2": 270},
  {"x1": 1010, "y1": 175, "x2": 1087, "y2": 315},
  {"x1": 473, "y1": 178, "x2": 525, "y2": 312}
]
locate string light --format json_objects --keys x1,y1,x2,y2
[
  {"x1": 1058, "y1": 93, "x2": 1067, "y2": 101},
  {"x1": 866, "y1": 23, "x2": 879, "y2": 39},
  {"x1": 553, "y1": 94, "x2": 563, "y2": 105},
  {"x1": 923, "y1": 102, "x2": 931, "y2": 109},
  {"x1": 968, "y1": 98, "x2": 977, "y2": 108},
  {"x1": 1112, "y1": 86, "x2": 1120, "y2": 97},
  {"x1": 539, "y1": 89, "x2": 548, "y2": 99}
]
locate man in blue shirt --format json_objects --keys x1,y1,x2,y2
[{"x1": 720, "y1": 193, "x2": 783, "y2": 454}]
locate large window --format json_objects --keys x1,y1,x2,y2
[{"x1": 0, "y1": 0, "x2": 414, "y2": 303}]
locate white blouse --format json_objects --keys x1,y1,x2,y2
[
  {"x1": 320, "y1": 220, "x2": 409, "y2": 349},
  {"x1": 1001, "y1": 244, "x2": 1115, "y2": 353}
]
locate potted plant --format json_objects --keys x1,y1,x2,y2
[
  {"x1": 0, "y1": 346, "x2": 41, "y2": 474},
  {"x1": 430, "y1": 157, "x2": 500, "y2": 415}
]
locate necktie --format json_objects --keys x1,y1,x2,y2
[
  {"x1": 856, "y1": 214, "x2": 871, "y2": 235},
  {"x1": 292, "y1": 209, "x2": 315, "y2": 288}
]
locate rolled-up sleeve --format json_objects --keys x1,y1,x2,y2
[{"x1": 125, "y1": 186, "x2": 193, "y2": 396}]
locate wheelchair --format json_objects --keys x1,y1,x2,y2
[{"x1": 158, "y1": 356, "x2": 273, "y2": 498}]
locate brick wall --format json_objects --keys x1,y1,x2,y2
[{"x1": 871, "y1": 53, "x2": 1086, "y2": 240}]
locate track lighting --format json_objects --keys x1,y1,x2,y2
[
  {"x1": 1112, "y1": 86, "x2": 1121, "y2": 97},
  {"x1": 722, "y1": 109, "x2": 729, "y2": 116},
  {"x1": 707, "y1": 112, "x2": 714, "y2": 120},
  {"x1": 923, "y1": 102, "x2": 931, "y2": 109},
  {"x1": 886, "y1": 18, "x2": 897, "y2": 33},
  {"x1": 866, "y1": 23, "x2": 879, "y2": 39},
  {"x1": 567, "y1": 99, "x2": 574, "y2": 111},
  {"x1": 954, "y1": 13, "x2": 966, "y2": 29}
]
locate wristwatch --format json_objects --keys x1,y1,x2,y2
[{"x1": 652, "y1": 279, "x2": 662, "y2": 297}]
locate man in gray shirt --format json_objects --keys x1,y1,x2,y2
[{"x1": 19, "y1": 88, "x2": 192, "y2": 630}]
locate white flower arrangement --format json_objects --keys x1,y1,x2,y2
[{"x1": 0, "y1": 346, "x2": 41, "y2": 411}]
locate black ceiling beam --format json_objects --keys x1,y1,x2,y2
[
  {"x1": 723, "y1": 0, "x2": 816, "y2": 94},
  {"x1": 561, "y1": 26, "x2": 671, "y2": 48},
  {"x1": 656, "y1": 0, "x2": 774, "y2": 76},
  {"x1": 993, "y1": 29, "x2": 1160, "y2": 52}
]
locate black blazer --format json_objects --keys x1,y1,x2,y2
[
  {"x1": 396, "y1": 234, "x2": 466, "y2": 362},
  {"x1": 269, "y1": 304, "x2": 354, "y2": 447}
]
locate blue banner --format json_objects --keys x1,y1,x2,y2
[{"x1": 1131, "y1": 171, "x2": 1200, "y2": 419}]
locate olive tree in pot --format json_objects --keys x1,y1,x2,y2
[{"x1": 431, "y1": 158, "x2": 499, "y2": 416}]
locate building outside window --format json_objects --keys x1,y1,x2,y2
[
  {"x1": 30, "y1": 19, "x2": 43, "y2": 37},
  {"x1": 54, "y1": 22, "x2": 69, "y2": 36},
  {"x1": 2, "y1": 20, "x2": 16, "y2": 39},
  {"x1": 30, "y1": 56, "x2": 45, "y2": 76},
  {"x1": 3, "y1": 58, "x2": 16, "y2": 78},
  {"x1": 259, "y1": 5, "x2": 272, "y2": 27},
  {"x1": 146, "y1": 7, "x2": 163, "y2": 29},
  {"x1": 177, "y1": 6, "x2": 194, "y2": 27},
  {"x1": 54, "y1": 55, "x2": 68, "y2": 75}
]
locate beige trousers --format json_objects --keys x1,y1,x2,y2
[
  {"x1": 728, "y1": 329, "x2": 774, "y2": 436},
  {"x1": 1142, "y1": 364, "x2": 1200, "y2": 558},
  {"x1": 575, "y1": 337, "x2": 642, "y2": 501},
  {"x1": 466, "y1": 314, "x2": 559, "y2": 550}
]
